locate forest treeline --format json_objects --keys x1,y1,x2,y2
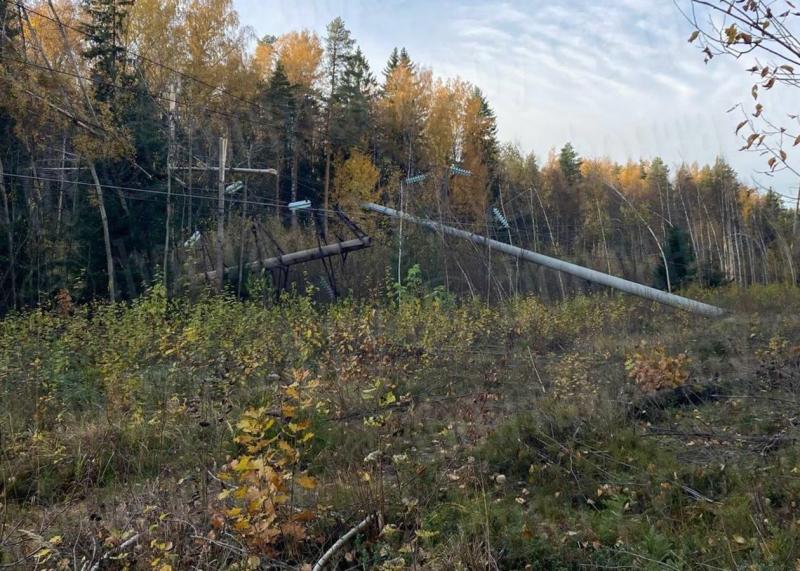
[{"x1": 0, "y1": 0, "x2": 797, "y2": 312}]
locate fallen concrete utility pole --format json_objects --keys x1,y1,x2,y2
[
  {"x1": 202, "y1": 237, "x2": 371, "y2": 282},
  {"x1": 362, "y1": 202, "x2": 725, "y2": 317}
]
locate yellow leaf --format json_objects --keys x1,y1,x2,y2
[
  {"x1": 233, "y1": 456, "x2": 253, "y2": 472},
  {"x1": 287, "y1": 420, "x2": 310, "y2": 433},
  {"x1": 380, "y1": 391, "x2": 397, "y2": 406},
  {"x1": 233, "y1": 519, "x2": 251, "y2": 532},
  {"x1": 296, "y1": 474, "x2": 317, "y2": 490},
  {"x1": 236, "y1": 418, "x2": 260, "y2": 434},
  {"x1": 278, "y1": 440, "x2": 296, "y2": 457},
  {"x1": 688, "y1": 30, "x2": 700, "y2": 43},
  {"x1": 733, "y1": 535, "x2": 746, "y2": 545}
]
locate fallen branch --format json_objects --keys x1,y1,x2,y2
[
  {"x1": 312, "y1": 513, "x2": 375, "y2": 571},
  {"x1": 85, "y1": 533, "x2": 140, "y2": 571},
  {"x1": 191, "y1": 534, "x2": 246, "y2": 556}
]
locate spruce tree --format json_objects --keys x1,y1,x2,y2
[
  {"x1": 558, "y1": 142, "x2": 582, "y2": 186},
  {"x1": 383, "y1": 47, "x2": 400, "y2": 79},
  {"x1": 654, "y1": 226, "x2": 696, "y2": 290},
  {"x1": 332, "y1": 48, "x2": 376, "y2": 151},
  {"x1": 81, "y1": 0, "x2": 135, "y2": 104}
]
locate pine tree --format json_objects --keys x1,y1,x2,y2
[
  {"x1": 263, "y1": 61, "x2": 294, "y2": 208},
  {"x1": 647, "y1": 157, "x2": 672, "y2": 231},
  {"x1": 322, "y1": 17, "x2": 355, "y2": 233},
  {"x1": 274, "y1": 30, "x2": 322, "y2": 221}
]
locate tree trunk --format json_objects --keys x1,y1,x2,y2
[
  {"x1": 237, "y1": 148, "x2": 251, "y2": 298},
  {"x1": 291, "y1": 139, "x2": 299, "y2": 228},
  {"x1": 89, "y1": 163, "x2": 116, "y2": 302},
  {"x1": 322, "y1": 44, "x2": 339, "y2": 239},
  {"x1": 56, "y1": 135, "x2": 66, "y2": 234},
  {"x1": 275, "y1": 150, "x2": 282, "y2": 214},
  {"x1": 532, "y1": 185, "x2": 566, "y2": 298},
  {"x1": 163, "y1": 85, "x2": 176, "y2": 289},
  {"x1": 216, "y1": 137, "x2": 228, "y2": 293},
  {"x1": 0, "y1": 156, "x2": 17, "y2": 308},
  {"x1": 323, "y1": 148, "x2": 331, "y2": 236},
  {"x1": 793, "y1": 184, "x2": 799, "y2": 252}
]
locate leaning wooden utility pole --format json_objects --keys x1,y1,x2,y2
[
  {"x1": 175, "y1": 155, "x2": 276, "y2": 294},
  {"x1": 362, "y1": 202, "x2": 726, "y2": 317},
  {"x1": 216, "y1": 137, "x2": 228, "y2": 292}
]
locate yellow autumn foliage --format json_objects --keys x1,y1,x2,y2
[
  {"x1": 333, "y1": 150, "x2": 380, "y2": 207},
  {"x1": 275, "y1": 30, "x2": 323, "y2": 88}
]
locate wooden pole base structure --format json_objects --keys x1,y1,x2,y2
[
  {"x1": 361, "y1": 202, "x2": 726, "y2": 317},
  {"x1": 201, "y1": 236, "x2": 371, "y2": 283}
]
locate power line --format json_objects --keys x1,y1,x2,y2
[
  {"x1": 10, "y1": 0, "x2": 318, "y2": 160},
  {"x1": 0, "y1": 170, "x2": 342, "y2": 216},
  {"x1": 13, "y1": 1, "x2": 277, "y2": 118},
  {"x1": 0, "y1": 53, "x2": 242, "y2": 122}
]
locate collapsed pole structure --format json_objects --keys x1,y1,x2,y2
[
  {"x1": 362, "y1": 202, "x2": 726, "y2": 317},
  {"x1": 200, "y1": 209, "x2": 372, "y2": 292},
  {"x1": 201, "y1": 237, "x2": 371, "y2": 281}
]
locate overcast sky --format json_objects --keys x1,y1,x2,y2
[{"x1": 234, "y1": 0, "x2": 798, "y2": 202}]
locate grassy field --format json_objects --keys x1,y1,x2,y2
[{"x1": 1, "y1": 283, "x2": 800, "y2": 570}]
